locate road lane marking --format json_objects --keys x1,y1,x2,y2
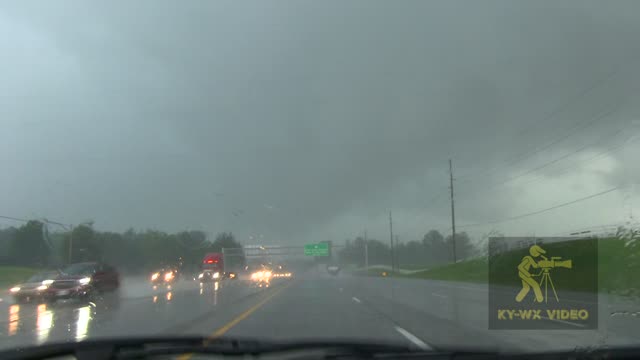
[
  {"x1": 431, "y1": 292, "x2": 447, "y2": 299},
  {"x1": 177, "y1": 281, "x2": 295, "y2": 360},
  {"x1": 394, "y1": 326, "x2": 431, "y2": 350},
  {"x1": 352, "y1": 297, "x2": 361, "y2": 303},
  {"x1": 209, "y1": 281, "x2": 294, "y2": 338},
  {"x1": 540, "y1": 316, "x2": 586, "y2": 328}
]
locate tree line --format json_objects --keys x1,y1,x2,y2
[
  {"x1": 0, "y1": 220, "x2": 244, "y2": 274},
  {"x1": 337, "y1": 229, "x2": 478, "y2": 269}
]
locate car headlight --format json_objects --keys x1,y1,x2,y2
[
  {"x1": 9, "y1": 286, "x2": 20, "y2": 293},
  {"x1": 213, "y1": 272, "x2": 220, "y2": 279},
  {"x1": 78, "y1": 277, "x2": 91, "y2": 285},
  {"x1": 164, "y1": 272, "x2": 174, "y2": 281},
  {"x1": 37, "y1": 285, "x2": 48, "y2": 291},
  {"x1": 264, "y1": 271, "x2": 272, "y2": 278},
  {"x1": 198, "y1": 273, "x2": 204, "y2": 279},
  {"x1": 42, "y1": 279, "x2": 54, "y2": 286},
  {"x1": 151, "y1": 273, "x2": 160, "y2": 281}
]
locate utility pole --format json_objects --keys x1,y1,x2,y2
[
  {"x1": 395, "y1": 235, "x2": 400, "y2": 272},
  {"x1": 364, "y1": 230, "x2": 369, "y2": 270},
  {"x1": 449, "y1": 159, "x2": 457, "y2": 263},
  {"x1": 389, "y1": 211, "x2": 395, "y2": 272},
  {"x1": 68, "y1": 226, "x2": 73, "y2": 264}
]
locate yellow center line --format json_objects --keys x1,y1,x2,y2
[{"x1": 178, "y1": 280, "x2": 295, "y2": 360}]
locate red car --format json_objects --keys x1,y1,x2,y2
[{"x1": 46, "y1": 262, "x2": 120, "y2": 302}]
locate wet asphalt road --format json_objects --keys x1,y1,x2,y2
[{"x1": 1, "y1": 267, "x2": 640, "y2": 353}]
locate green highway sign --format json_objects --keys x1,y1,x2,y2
[{"x1": 304, "y1": 242, "x2": 329, "y2": 256}]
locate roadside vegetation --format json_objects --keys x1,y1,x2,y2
[
  {"x1": 0, "y1": 266, "x2": 41, "y2": 288},
  {"x1": 0, "y1": 220, "x2": 246, "y2": 275},
  {"x1": 351, "y1": 236, "x2": 640, "y2": 296}
]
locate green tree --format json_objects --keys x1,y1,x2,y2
[
  {"x1": 445, "y1": 232, "x2": 475, "y2": 261},
  {"x1": 211, "y1": 232, "x2": 245, "y2": 269},
  {"x1": 11, "y1": 220, "x2": 49, "y2": 266},
  {"x1": 422, "y1": 230, "x2": 447, "y2": 265},
  {"x1": 211, "y1": 232, "x2": 240, "y2": 251},
  {"x1": 338, "y1": 237, "x2": 391, "y2": 268},
  {"x1": 67, "y1": 224, "x2": 102, "y2": 262}
]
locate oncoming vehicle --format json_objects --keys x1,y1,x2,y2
[
  {"x1": 197, "y1": 269, "x2": 221, "y2": 282},
  {"x1": 150, "y1": 267, "x2": 179, "y2": 288},
  {"x1": 271, "y1": 263, "x2": 293, "y2": 279},
  {"x1": 202, "y1": 253, "x2": 237, "y2": 279},
  {"x1": 45, "y1": 262, "x2": 120, "y2": 302},
  {"x1": 9, "y1": 270, "x2": 61, "y2": 303},
  {"x1": 327, "y1": 264, "x2": 341, "y2": 276}
]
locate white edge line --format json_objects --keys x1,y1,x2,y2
[
  {"x1": 540, "y1": 316, "x2": 586, "y2": 328},
  {"x1": 352, "y1": 297, "x2": 361, "y2": 303},
  {"x1": 394, "y1": 326, "x2": 431, "y2": 350},
  {"x1": 431, "y1": 292, "x2": 447, "y2": 298}
]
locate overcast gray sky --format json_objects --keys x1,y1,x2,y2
[{"x1": 1, "y1": 0, "x2": 640, "y2": 245}]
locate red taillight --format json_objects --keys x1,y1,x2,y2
[{"x1": 206, "y1": 260, "x2": 213, "y2": 264}]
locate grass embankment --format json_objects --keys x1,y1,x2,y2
[
  {"x1": 0, "y1": 266, "x2": 41, "y2": 288},
  {"x1": 356, "y1": 238, "x2": 639, "y2": 295}
]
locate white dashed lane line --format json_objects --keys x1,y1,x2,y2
[
  {"x1": 352, "y1": 297, "x2": 361, "y2": 304},
  {"x1": 394, "y1": 326, "x2": 432, "y2": 350}
]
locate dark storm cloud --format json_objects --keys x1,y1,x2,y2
[{"x1": 1, "y1": 0, "x2": 640, "y2": 243}]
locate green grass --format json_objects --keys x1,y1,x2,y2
[
  {"x1": 405, "y1": 258, "x2": 488, "y2": 283},
  {"x1": 0, "y1": 266, "x2": 41, "y2": 288},
  {"x1": 353, "y1": 237, "x2": 640, "y2": 296}
]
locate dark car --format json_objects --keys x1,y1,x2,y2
[
  {"x1": 9, "y1": 270, "x2": 62, "y2": 303},
  {"x1": 45, "y1": 262, "x2": 120, "y2": 302}
]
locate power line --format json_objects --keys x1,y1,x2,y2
[
  {"x1": 0, "y1": 215, "x2": 30, "y2": 223},
  {"x1": 458, "y1": 122, "x2": 628, "y2": 200},
  {"x1": 493, "y1": 126, "x2": 625, "y2": 185},
  {"x1": 0, "y1": 215, "x2": 72, "y2": 229},
  {"x1": 517, "y1": 132, "x2": 637, "y2": 187},
  {"x1": 456, "y1": 69, "x2": 625, "y2": 184},
  {"x1": 457, "y1": 187, "x2": 619, "y2": 229}
]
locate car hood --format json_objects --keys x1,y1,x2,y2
[{"x1": 15, "y1": 282, "x2": 45, "y2": 290}]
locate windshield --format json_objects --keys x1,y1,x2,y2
[
  {"x1": 2, "y1": 0, "x2": 640, "y2": 355},
  {"x1": 26, "y1": 272, "x2": 59, "y2": 283},
  {"x1": 61, "y1": 264, "x2": 97, "y2": 276}
]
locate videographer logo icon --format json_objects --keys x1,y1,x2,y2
[{"x1": 515, "y1": 245, "x2": 573, "y2": 303}]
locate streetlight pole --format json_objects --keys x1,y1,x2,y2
[
  {"x1": 364, "y1": 230, "x2": 368, "y2": 270},
  {"x1": 68, "y1": 225, "x2": 73, "y2": 264},
  {"x1": 389, "y1": 211, "x2": 395, "y2": 273}
]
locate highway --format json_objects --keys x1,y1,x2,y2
[{"x1": 1, "y1": 266, "x2": 640, "y2": 353}]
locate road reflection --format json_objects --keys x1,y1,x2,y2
[
  {"x1": 75, "y1": 306, "x2": 92, "y2": 341},
  {"x1": 8, "y1": 304, "x2": 19, "y2": 336},
  {"x1": 36, "y1": 304, "x2": 53, "y2": 344},
  {"x1": 197, "y1": 281, "x2": 220, "y2": 305},
  {"x1": 5, "y1": 300, "x2": 101, "y2": 344}
]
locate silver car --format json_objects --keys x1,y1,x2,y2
[{"x1": 9, "y1": 270, "x2": 61, "y2": 303}]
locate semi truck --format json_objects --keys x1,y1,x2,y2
[{"x1": 199, "y1": 253, "x2": 236, "y2": 281}]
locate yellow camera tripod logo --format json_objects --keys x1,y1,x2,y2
[{"x1": 515, "y1": 245, "x2": 572, "y2": 303}]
